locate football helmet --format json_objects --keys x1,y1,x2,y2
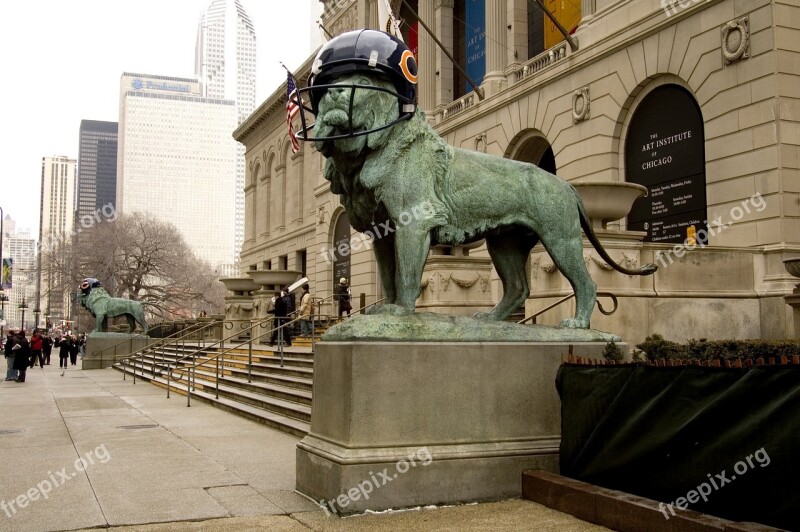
[{"x1": 292, "y1": 29, "x2": 418, "y2": 142}]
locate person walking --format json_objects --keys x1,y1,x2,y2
[
  {"x1": 57, "y1": 336, "x2": 71, "y2": 369},
  {"x1": 42, "y1": 334, "x2": 53, "y2": 365},
  {"x1": 69, "y1": 336, "x2": 80, "y2": 365},
  {"x1": 337, "y1": 278, "x2": 352, "y2": 317},
  {"x1": 4, "y1": 331, "x2": 18, "y2": 381},
  {"x1": 12, "y1": 331, "x2": 30, "y2": 382},
  {"x1": 298, "y1": 284, "x2": 313, "y2": 337},
  {"x1": 30, "y1": 330, "x2": 44, "y2": 368}
]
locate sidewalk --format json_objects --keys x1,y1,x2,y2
[{"x1": 0, "y1": 364, "x2": 607, "y2": 531}]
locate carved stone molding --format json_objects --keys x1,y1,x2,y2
[
  {"x1": 722, "y1": 17, "x2": 749, "y2": 65},
  {"x1": 474, "y1": 132, "x2": 488, "y2": 153},
  {"x1": 435, "y1": 0, "x2": 454, "y2": 8},
  {"x1": 572, "y1": 87, "x2": 590, "y2": 123}
]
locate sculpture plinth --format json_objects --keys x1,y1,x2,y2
[{"x1": 296, "y1": 338, "x2": 625, "y2": 514}]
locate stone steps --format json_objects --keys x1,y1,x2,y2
[{"x1": 113, "y1": 343, "x2": 313, "y2": 437}]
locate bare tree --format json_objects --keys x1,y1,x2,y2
[{"x1": 41, "y1": 212, "x2": 226, "y2": 329}]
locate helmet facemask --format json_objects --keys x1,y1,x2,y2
[{"x1": 309, "y1": 74, "x2": 401, "y2": 156}]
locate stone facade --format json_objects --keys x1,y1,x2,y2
[{"x1": 234, "y1": 0, "x2": 800, "y2": 344}]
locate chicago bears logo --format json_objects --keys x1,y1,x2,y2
[{"x1": 399, "y1": 50, "x2": 417, "y2": 84}]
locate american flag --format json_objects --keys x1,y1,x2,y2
[{"x1": 286, "y1": 72, "x2": 302, "y2": 153}]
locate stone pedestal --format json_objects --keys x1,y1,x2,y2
[
  {"x1": 417, "y1": 245, "x2": 494, "y2": 315},
  {"x1": 296, "y1": 340, "x2": 617, "y2": 514},
  {"x1": 82, "y1": 333, "x2": 152, "y2": 369}
]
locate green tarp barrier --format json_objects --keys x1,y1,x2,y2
[{"x1": 556, "y1": 364, "x2": 799, "y2": 530}]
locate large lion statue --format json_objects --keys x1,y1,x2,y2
[
  {"x1": 300, "y1": 30, "x2": 656, "y2": 328},
  {"x1": 77, "y1": 278, "x2": 148, "y2": 333}
]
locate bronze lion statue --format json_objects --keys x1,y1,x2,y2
[
  {"x1": 297, "y1": 30, "x2": 656, "y2": 328},
  {"x1": 77, "y1": 278, "x2": 148, "y2": 333}
]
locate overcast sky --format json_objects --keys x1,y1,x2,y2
[{"x1": 0, "y1": 0, "x2": 323, "y2": 235}]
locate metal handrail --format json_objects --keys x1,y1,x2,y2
[
  {"x1": 162, "y1": 297, "x2": 386, "y2": 407},
  {"x1": 517, "y1": 291, "x2": 619, "y2": 325},
  {"x1": 114, "y1": 319, "x2": 224, "y2": 383}
]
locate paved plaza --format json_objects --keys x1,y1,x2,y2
[{"x1": 0, "y1": 364, "x2": 606, "y2": 531}]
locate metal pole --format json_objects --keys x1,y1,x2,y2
[
  {"x1": 187, "y1": 365, "x2": 191, "y2": 407},
  {"x1": 311, "y1": 314, "x2": 316, "y2": 355},
  {"x1": 166, "y1": 367, "x2": 171, "y2": 398},
  {"x1": 278, "y1": 323, "x2": 284, "y2": 368},
  {"x1": 248, "y1": 330, "x2": 253, "y2": 383},
  {"x1": 215, "y1": 354, "x2": 219, "y2": 399}
]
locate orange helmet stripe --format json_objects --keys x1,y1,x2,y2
[{"x1": 399, "y1": 50, "x2": 417, "y2": 84}]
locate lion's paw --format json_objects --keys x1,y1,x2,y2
[
  {"x1": 369, "y1": 303, "x2": 414, "y2": 316},
  {"x1": 559, "y1": 317, "x2": 590, "y2": 329},
  {"x1": 473, "y1": 311, "x2": 495, "y2": 320}
]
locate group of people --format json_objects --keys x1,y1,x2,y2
[
  {"x1": 3, "y1": 330, "x2": 85, "y2": 382},
  {"x1": 263, "y1": 278, "x2": 353, "y2": 347}
]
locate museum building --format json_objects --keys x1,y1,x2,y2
[{"x1": 233, "y1": 0, "x2": 799, "y2": 344}]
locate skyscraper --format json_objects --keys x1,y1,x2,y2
[
  {"x1": 39, "y1": 155, "x2": 77, "y2": 324},
  {"x1": 116, "y1": 72, "x2": 238, "y2": 271},
  {"x1": 195, "y1": 0, "x2": 257, "y2": 264},
  {"x1": 77, "y1": 120, "x2": 118, "y2": 220}
]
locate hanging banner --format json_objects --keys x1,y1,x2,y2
[
  {"x1": 465, "y1": 0, "x2": 486, "y2": 92},
  {"x1": 1, "y1": 258, "x2": 11, "y2": 289},
  {"x1": 378, "y1": 0, "x2": 404, "y2": 41},
  {"x1": 544, "y1": 0, "x2": 582, "y2": 49}
]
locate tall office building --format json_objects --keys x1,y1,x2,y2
[
  {"x1": 116, "y1": 72, "x2": 238, "y2": 271},
  {"x1": 77, "y1": 120, "x2": 118, "y2": 220},
  {"x1": 0, "y1": 217, "x2": 37, "y2": 332},
  {"x1": 39, "y1": 155, "x2": 77, "y2": 324},
  {"x1": 194, "y1": 0, "x2": 257, "y2": 264}
]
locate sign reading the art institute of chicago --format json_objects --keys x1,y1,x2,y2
[{"x1": 625, "y1": 84, "x2": 708, "y2": 244}]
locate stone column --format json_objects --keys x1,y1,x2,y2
[
  {"x1": 507, "y1": 0, "x2": 527, "y2": 68},
  {"x1": 435, "y1": 0, "x2": 454, "y2": 106},
  {"x1": 483, "y1": 0, "x2": 507, "y2": 96},
  {"x1": 418, "y1": 0, "x2": 437, "y2": 114},
  {"x1": 581, "y1": 0, "x2": 595, "y2": 22},
  {"x1": 368, "y1": 0, "x2": 378, "y2": 29}
]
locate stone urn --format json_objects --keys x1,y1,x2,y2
[
  {"x1": 247, "y1": 270, "x2": 302, "y2": 291},
  {"x1": 219, "y1": 277, "x2": 260, "y2": 295},
  {"x1": 784, "y1": 258, "x2": 800, "y2": 293},
  {"x1": 572, "y1": 181, "x2": 648, "y2": 230}
]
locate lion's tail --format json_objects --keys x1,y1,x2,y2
[{"x1": 571, "y1": 185, "x2": 658, "y2": 276}]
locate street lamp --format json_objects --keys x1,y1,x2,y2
[
  {"x1": 33, "y1": 308, "x2": 41, "y2": 332},
  {"x1": 18, "y1": 297, "x2": 28, "y2": 332}
]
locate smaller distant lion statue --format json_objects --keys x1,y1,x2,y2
[{"x1": 77, "y1": 278, "x2": 148, "y2": 333}]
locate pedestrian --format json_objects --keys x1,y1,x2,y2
[
  {"x1": 269, "y1": 289, "x2": 292, "y2": 347},
  {"x1": 4, "y1": 331, "x2": 18, "y2": 381},
  {"x1": 42, "y1": 334, "x2": 53, "y2": 365},
  {"x1": 12, "y1": 331, "x2": 30, "y2": 382},
  {"x1": 337, "y1": 277, "x2": 352, "y2": 317},
  {"x1": 69, "y1": 336, "x2": 80, "y2": 365},
  {"x1": 298, "y1": 284, "x2": 314, "y2": 337},
  {"x1": 57, "y1": 336, "x2": 71, "y2": 369},
  {"x1": 30, "y1": 329, "x2": 44, "y2": 368}
]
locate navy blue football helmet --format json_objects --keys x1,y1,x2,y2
[{"x1": 292, "y1": 29, "x2": 418, "y2": 142}]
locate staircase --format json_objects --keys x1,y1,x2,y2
[{"x1": 113, "y1": 339, "x2": 322, "y2": 437}]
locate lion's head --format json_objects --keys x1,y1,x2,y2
[{"x1": 314, "y1": 73, "x2": 400, "y2": 158}]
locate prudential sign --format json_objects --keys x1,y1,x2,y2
[{"x1": 131, "y1": 78, "x2": 190, "y2": 93}]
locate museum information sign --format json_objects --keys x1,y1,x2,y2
[{"x1": 625, "y1": 85, "x2": 707, "y2": 244}]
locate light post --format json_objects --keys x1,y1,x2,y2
[
  {"x1": 18, "y1": 297, "x2": 28, "y2": 332},
  {"x1": 33, "y1": 308, "x2": 41, "y2": 332},
  {"x1": 0, "y1": 290, "x2": 7, "y2": 338}
]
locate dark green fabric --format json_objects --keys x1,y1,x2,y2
[{"x1": 556, "y1": 364, "x2": 800, "y2": 530}]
